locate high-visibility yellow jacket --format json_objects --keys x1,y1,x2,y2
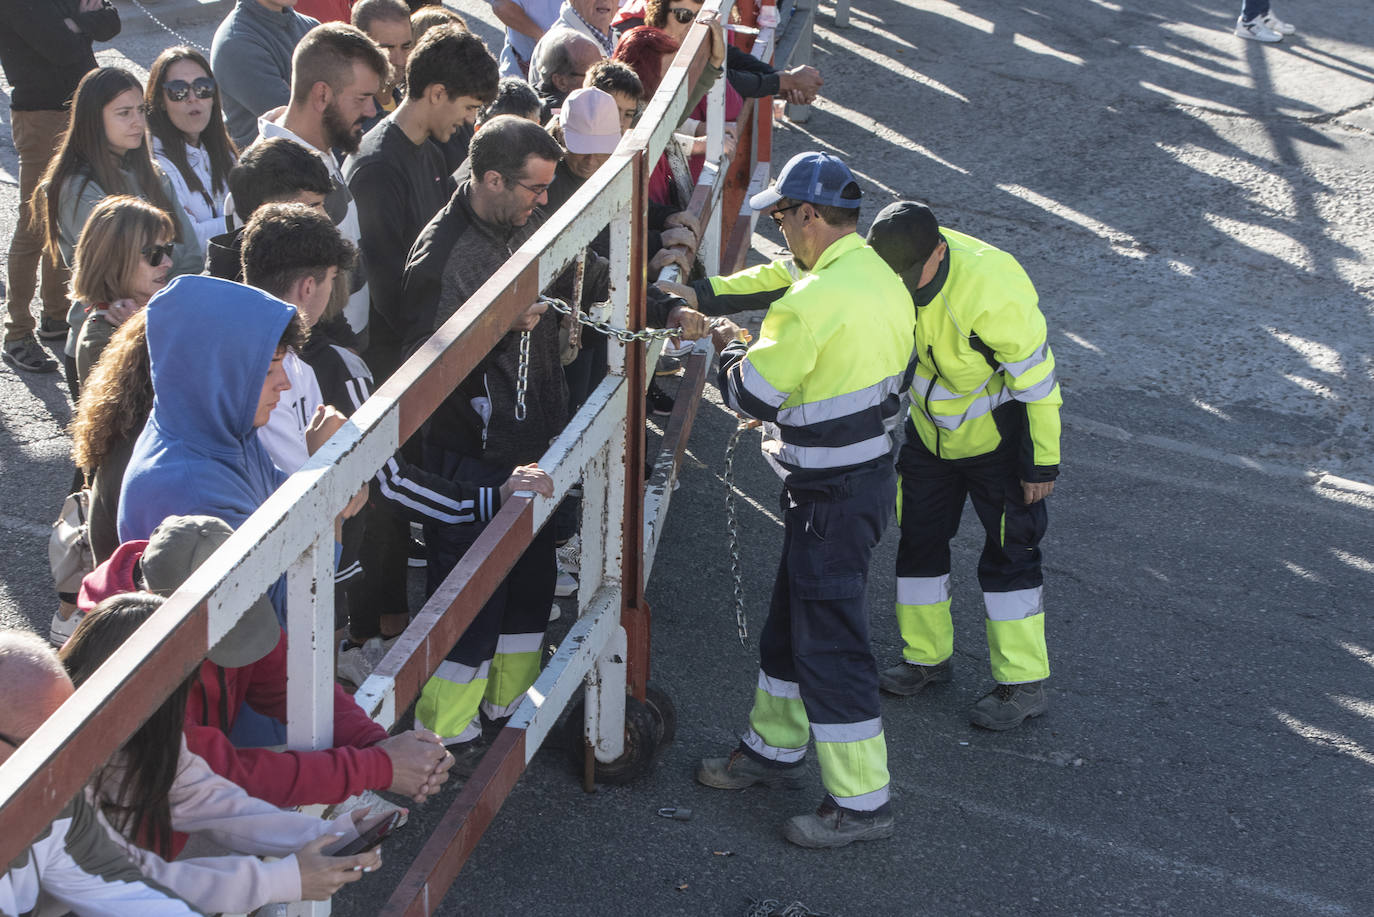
[
  {"x1": 906, "y1": 229, "x2": 1060, "y2": 478},
  {"x1": 695, "y1": 233, "x2": 916, "y2": 492}
]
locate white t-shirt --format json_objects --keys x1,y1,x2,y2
[{"x1": 257, "y1": 349, "x2": 323, "y2": 474}]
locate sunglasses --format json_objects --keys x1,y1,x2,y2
[
  {"x1": 142, "y1": 242, "x2": 175, "y2": 266},
  {"x1": 668, "y1": 7, "x2": 696, "y2": 22},
  {"x1": 769, "y1": 203, "x2": 803, "y2": 227},
  {"x1": 164, "y1": 77, "x2": 216, "y2": 102}
]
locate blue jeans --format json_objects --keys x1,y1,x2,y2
[{"x1": 1241, "y1": 0, "x2": 1270, "y2": 20}]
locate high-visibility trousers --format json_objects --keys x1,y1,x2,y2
[
  {"x1": 415, "y1": 450, "x2": 553, "y2": 744},
  {"x1": 894, "y1": 432, "x2": 1050, "y2": 684},
  {"x1": 742, "y1": 467, "x2": 895, "y2": 813}
]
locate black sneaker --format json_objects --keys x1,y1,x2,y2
[
  {"x1": 647, "y1": 381, "x2": 674, "y2": 417},
  {"x1": 3, "y1": 335, "x2": 58, "y2": 373},
  {"x1": 37, "y1": 317, "x2": 70, "y2": 341}
]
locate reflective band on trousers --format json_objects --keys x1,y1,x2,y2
[
  {"x1": 771, "y1": 433, "x2": 892, "y2": 470},
  {"x1": 1000, "y1": 339, "x2": 1051, "y2": 377},
  {"x1": 776, "y1": 373, "x2": 904, "y2": 427},
  {"x1": 810, "y1": 717, "x2": 883, "y2": 744},
  {"x1": 984, "y1": 586, "x2": 1044, "y2": 621},
  {"x1": 494, "y1": 632, "x2": 545, "y2": 655},
  {"x1": 743, "y1": 727, "x2": 807, "y2": 763},
  {"x1": 915, "y1": 370, "x2": 1058, "y2": 432},
  {"x1": 758, "y1": 671, "x2": 801, "y2": 699},
  {"x1": 897, "y1": 574, "x2": 951, "y2": 606},
  {"x1": 831, "y1": 784, "x2": 890, "y2": 812}
]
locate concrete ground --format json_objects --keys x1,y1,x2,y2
[{"x1": 2, "y1": 0, "x2": 1373, "y2": 914}]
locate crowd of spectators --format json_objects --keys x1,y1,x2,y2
[{"x1": 0, "y1": 0, "x2": 823, "y2": 910}]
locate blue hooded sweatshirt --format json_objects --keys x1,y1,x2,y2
[
  {"x1": 118, "y1": 275, "x2": 296, "y2": 747},
  {"x1": 119, "y1": 274, "x2": 295, "y2": 543}
]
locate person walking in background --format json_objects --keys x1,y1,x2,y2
[
  {"x1": 0, "y1": 0, "x2": 121, "y2": 374},
  {"x1": 1235, "y1": 0, "x2": 1295, "y2": 42}
]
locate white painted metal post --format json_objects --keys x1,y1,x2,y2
[
  {"x1": 786, "y1": 0, "x2": 816, "y2": 122},
  {"x1": 585, "y1": 625, "x2": 629, "y2": 762}
]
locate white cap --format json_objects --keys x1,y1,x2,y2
[{"x1": 559, "y1": 87, "x2": 621, "y2": 155}]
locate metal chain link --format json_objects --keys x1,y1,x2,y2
[
  {"x1": 542, "y1": 296, "x2": 682, "y2": 344},
  {"x1": 514, "y1": 330, "x2": 530, "y2": 421},
  {"x1": 745, "y1": 899, "x2": 829, "y2": 917},
  {"x1": 723, "y1": 420, "x2": 754, "y2": 649},
  {"x1": 126, "y1": 0, "x2": 212, "y2": 55}
]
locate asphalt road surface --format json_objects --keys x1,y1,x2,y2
[{"x1": 2, "y1": 0, "x2": 1372, "y2": 914}]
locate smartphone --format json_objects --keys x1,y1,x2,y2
[{"x1": 326, "y1": 811, "x2": 400, "y2": 857}]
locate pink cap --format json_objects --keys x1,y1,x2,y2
[{"x1": 560, "y1": 87, "x2": 621, "y2": 155}]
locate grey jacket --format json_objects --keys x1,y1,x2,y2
[{"x1": 210, "y1": 0, "x2": 318, "y2": 149}]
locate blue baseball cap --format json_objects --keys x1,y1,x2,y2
[{"x1": 750, "y1": 151, "x2": 863, "y2": 211}]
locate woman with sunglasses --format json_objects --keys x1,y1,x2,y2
[
  {"x1": 71, "y1": 196, "x2": 174, "y2": 390},
  {"x1": 36, "y1": 66, "x2": 203, "y2": 400},
  {"x1": 147, "y1": 47, "x2": 239, "y2": 256}
]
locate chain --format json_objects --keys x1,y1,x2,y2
[
  {"x1": 514, "y1": 330, "x2": 530, "y2": 421},
  {"x1": 126, "y1": 0, "x2": 212, "y2": 55},
  {"x1": 723, "y1": 419, "x2": 755, "y2": 649},
  {"x1": 541, "y1": 296, "x2": 682, "y2": 344},
  {"x1": 745, "y1": 899, "x2": 829, "y2": 917}
]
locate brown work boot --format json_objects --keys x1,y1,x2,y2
[
  {"x1": 878, "y1": 657, "x2": 952, "y2": 696},
  {"x1": 782, "y1": 797, "x2": 894, "y2": 849},
  {"x1": 696, "y1": 748, "x2": 808, "y2": 790},
  {"x1": 969, "y1": 681, "x2": 1048, "y2": 730}
]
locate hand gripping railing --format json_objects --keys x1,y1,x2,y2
[{"x1": 0, "y1": 0, "x2": 816, "y2": 912}]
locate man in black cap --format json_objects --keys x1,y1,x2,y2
[{"x1": 866, "y1": 201, "x2": 1062, "y2": 731}]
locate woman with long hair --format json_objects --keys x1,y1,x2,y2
[
  {"x1": 35, "y1": 66, "x2": 203, "y2": 397},
  {"x1": 70, "y1": 196, "x2": 174, "y2": 387},
  {"x1": 146, "y1": 47, "x2": 239, "y2": 255},
  {"x1": 59, "y1": 592, "x2": 382, "y2": 914},
  {"x1": 69, "y1": 309, "x2": 152, "y2": 565}
]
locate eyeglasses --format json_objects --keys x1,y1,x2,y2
[
  {"x1": 768, "y1": 203, "x2": 803, "y2": 227},
  {"x1": 164, "y1": 77, "x2": 217, "y2": 102},
  {"x1": 506, "y1": 175, "x2": 554, "y2": 197},
  {"x1": 668, "y1": 7, "x2": 696, "y2": 23},
  {"x1": 141, "y1": 242, "x2": 175, "y2": 266}
]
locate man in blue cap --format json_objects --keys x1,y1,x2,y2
[{"x1": 658, "y1": 151, "x2": 915, "y2": 848}]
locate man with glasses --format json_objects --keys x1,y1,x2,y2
[
  {"x1": 0, "y1": 630, "x2": 199, "y2": 914},
  {"x1": 658, "y1": 151, "x2": 915, "y2": 848}
]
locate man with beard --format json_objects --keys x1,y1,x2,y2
[{"x1": 255, "y1": 22, "x2": 388, "y2": 348}]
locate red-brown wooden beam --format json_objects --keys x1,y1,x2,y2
[
  {"x1": 623, "y1": 148, "x2": 651, "y2": 701},
  {"x1": 379, "y1": 497, "x2": 535, "y2": 713},
  {"x1": 0, "y1": 596, "x2": 208, "y2": 866},
  {"x1": 380, "y1": 725, "x2": 528, "y2": 917}
]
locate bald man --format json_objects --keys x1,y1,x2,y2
[{"x1": 0, "y1": 631, "x2": 198, "y2": 916}]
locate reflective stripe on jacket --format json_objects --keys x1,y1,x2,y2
[
  {"x1": 907, "y1": 229, "x2": 1061, "y2": 476},
  {"x1": 706, "y1": 233, "x2": 916, "y2": 489}
]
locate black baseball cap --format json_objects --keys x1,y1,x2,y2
[{"x1": 866, "y1": 201, "x2": 942, "y2": 288}]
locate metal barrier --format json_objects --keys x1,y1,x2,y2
[{"x1": 0, "y1": 1, "x2": 815, "y2": 912}]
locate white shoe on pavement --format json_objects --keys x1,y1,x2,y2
[
  {"x1": 1235, "y1": 16, "x2": 1282, "y2": 41},
  {"x1": 548, "y1": 603, "x2": 561, "y2": 623},
  {"x1": 1259, "y1": 11, "x2": 1295, "y2": 34},
  {"x1": 555, "y1": 567, "x2": 578, "y2": 598},
  {"x1": 49, "y1": 606, "x2": 84, "y2": 648}
]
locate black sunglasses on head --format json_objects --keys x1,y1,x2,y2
[
  {"x1": 164, "y1": 77, "x2": 216, "y2": 102},
  {"x1": 141, "y1": 242, "x2": 175, "y2": 267},
  {"x1": 668, "y1": 7, "x2": 696, "y2": 22}
]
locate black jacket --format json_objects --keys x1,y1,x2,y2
[{"x1": 0, "y1": 0, "x2": 120, "y2": 111}]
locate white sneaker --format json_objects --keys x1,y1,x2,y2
[
  {"x1": 548, "y1": 603, "x2": 561, "y2": 623},
  {"x1": 554, "y1": 567, "x2": 578, "y2": 598},
  {"x1": 337, "y1": 642, "x2": 377, "y2": 687},
  {"x1": 1235, "y1": 16, "x2": 1282, "y2": 41},
  {"x1": 327, "y1": 788, "x2": 408, "y2": 828},
  {"x1": 556, "y1": 535, "x2": 581, "y2": 575},
  {"x1": 1259, "y1": 11, "x2": 1295, "y2": 34},
  {"x1": 49, "y1": 606, "x2": 83, "y2": 648}
]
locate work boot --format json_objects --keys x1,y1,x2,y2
[
  {"x1": 696, "y1": 747, "x2": 808, "y2": 790},
  {"x1": 782, "y1": 797, "x2": 894, "y2": 849},
  {"x1": 878, "y1": 658, "x2": 952, "y2": 696},
  {"x1": 447, "y1": 735, "x2": 490, "y2": 777},
  {"x1": 969, "y1": 681, "x2": 1048, "y2": 731}
]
